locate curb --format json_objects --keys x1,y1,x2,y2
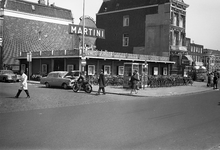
[{"x1": 27, "y1": 80, "x2": 212, "y2": 97}]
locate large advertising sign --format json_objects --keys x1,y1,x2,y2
[{"x1": 69, "y1": 24, "x2": 105, "y2": 39}]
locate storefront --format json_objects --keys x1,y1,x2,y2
[{"x1": 18, "y1": 49, "x2": 175, "y2": 80}]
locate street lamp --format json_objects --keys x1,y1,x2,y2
[{"x1": 81, "y1": 0, "x2": 86, "y2": 71}]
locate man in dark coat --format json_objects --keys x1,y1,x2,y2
[
  {"x1": 213, "y1": 71, "x2": 219, "y2": 90},
  {"x1": 96, "y1": 69, "x2": 106, "y2": 95}
]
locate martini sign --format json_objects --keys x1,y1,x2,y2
[{"x1": 69, "y1": 24, "x2": 105, "y2": 39}]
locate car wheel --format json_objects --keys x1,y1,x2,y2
[
  {"x1": 62, "y1": 83, "x2": 68, "y2": 89},
  {"x1": 45, "y1": 82, "x2": 50, "y2": 88}
]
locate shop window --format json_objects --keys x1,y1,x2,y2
[
  {"x1": 104, "y1": 65, "x2": 111, "y2": 75},
  {"x1": 123, "y1": 33, "x2": 129, "y2": 47},
  {"x1": 42, "y1": 64, "x2": 47, "y2": 74},
  {"x1": 118, "y1": 66, "x2": 124, "y2": 75},
  {"x1": 163, "y1": 67, "x2": 167, "y2": 75},
  {"x1": 21, "y1": 64, "x2": 26, "y2": 72},
  {"x1": 123, "y1": 15, "x2": 129, "y2": 27},
  {"x1": 67, "y1": 65, "x2": 74, "y2": 72},
  {"x1": 88, "y1": 65, "x2": 95, "y2": 75},
  {"x1": 153, "y1": 67, "x2": 158, "y2": 75}
]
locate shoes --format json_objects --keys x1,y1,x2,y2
[
  {"x1": 26, "y1": 96, "x2": 30, "y2": 98},
  {"x1": 15, "y1": 96, "x2": 18, "y2": 98}
]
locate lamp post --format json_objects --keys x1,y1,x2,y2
[
  {"x1": 81, "y1": 0, "x2": 86, "y2": 71},
  {"x1": 143, "y1": 61, "x2": 148, "y2": 89}
]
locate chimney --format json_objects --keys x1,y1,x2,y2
[{"x1": 38, "y1": 0, "x2": 45, "y2": 5}]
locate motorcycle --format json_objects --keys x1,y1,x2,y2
[{"x1": 72, "y1": 81, "x2": 92, "y2": 93}]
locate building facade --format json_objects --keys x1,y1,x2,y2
[
  {"x1": 0, "y1": 0, "x2": 77, "y2": 71},
  {"x1": 203, "y1": 48, "x2": 220, "y2": 72},
  {"x1": 96, "y1": 0, "x2": 189, "y2": 75},
  {"x1": 0, "y1": 0, "x2": 174, "y2": 79}
]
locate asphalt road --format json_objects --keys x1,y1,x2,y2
[{"x1": 0, "y1": 82, "x2": 220, "y2": 150}]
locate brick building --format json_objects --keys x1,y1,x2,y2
[
  {"x1": 96, "y1": 0, "x2": 189, "y2": 75},
  {"x1": 0, "y1": 0, "x2": 77, "y2": 72},
  {"x1": 0, "y1": 0, "x2": 174, "y2": 79}
]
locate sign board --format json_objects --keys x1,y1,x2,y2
[
  {"x1": 182, "y1": 60, "x2": 190, "y2": 65},
  {"x1": 27, "y1": 52, "x2": 32, "y2": 62},
  {"x1": 81, "y1": 57, "x2": 86, "y2": 67},
  {"x1": 69, "y1": 24, "x2": 105, "y2": 39}
]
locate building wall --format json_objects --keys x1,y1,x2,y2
[
  {"x1": 96, "y1": 6, "x2": 158, "y2": 54},
  {"x1": 145, "y1": 4, "x2": 170, "y2": 57},
  {"x1": 2, "y1": 16, "x2": 78, "y2": 66}
]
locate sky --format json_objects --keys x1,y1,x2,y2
[{"x1": 28, "y1": 0, "x2": 220, "y2": 51}]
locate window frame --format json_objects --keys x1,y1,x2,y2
[
  {"x1": 123, "y1": 33, "x2": 129, "y2": 47},
  {"x1": 88, "y1": 65, "x2": 95, "y2": 75},
  {"x1": 118, "y1": 66, "x2": 124, "y2": 75},
  {"x1": 123, "y1": 15, "x2": 129, "y2": 27},
  {"x1": 42, "y1": 64, "x2": 47, "y2": 75},
  {"x1": 21, "y1": 64, "x2": 26, "y2": 72},
  {"x1": 104, "y1": 65, "x2": 111, "y2": 75},
  {"x1": 67, "y1": 65, "x2": 74, "y2": 72},
  {"x1": 163, "y1": 67, "x2": 168, "y2": 75}
]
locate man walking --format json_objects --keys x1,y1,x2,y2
[
  {"x1": 213, "y1": 71, "x2": 219, "y2": 90},
  {"x1": 96, "y1": 69, "x2": 106, "y2": 95},
  {"x1": 15, "y1": 70, "x2": 30, "y2": 98}
]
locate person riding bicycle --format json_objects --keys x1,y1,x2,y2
[{"x1": 77, "y1": 71, "x2": 87, "y2": 89}]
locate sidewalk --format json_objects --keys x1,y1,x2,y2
[
  {"x1": 92, "y1": 82, "x2": 214, "y2": 97},
  {"x1": 28, "y1": 80, "x2": 214, "y2": 97}
]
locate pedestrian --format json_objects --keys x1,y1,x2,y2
[
  {"x1": 213, "y1": 72, "x2": 219, "y2": 90},
  {"x1": 207, "y1": 73, "x2": 211, "y2": 87},
  {"x1": 134, "y1": 70, "x2": 140, "y2": 90},
  {"x1": 96, "y1": 69, "x2": 106, "y2": 95},
  {"x1": 130, "y1": 71, "x2": 139, "y2": 94},
  {"x1": 210, "y1": 73, "x2": 214, "y2": 87},
  {"x1": 15, "y1": 70, "x2": 30, "y2": 98}
]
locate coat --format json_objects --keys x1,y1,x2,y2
[
  {"x1": 98, "y1": 73, "x2": 105, "y2": 88},
  {"x1": 130, "y1": 74, "x2": 139, "y2": 89},
  {"x1": 19, "y1": 73, "x2": 28, "y2": 90}
]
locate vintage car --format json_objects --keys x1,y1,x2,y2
[
  {"x1": 40, "y1": 71, "x2": 80, "y2": 89},
  {"x1": 0, "y1": 70, "x2": 19, "y2": 82}
]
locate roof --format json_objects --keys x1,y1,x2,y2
[
  {"x1": 1, "y1": 0, "x2": 73, "y2": 20},
  {"x1": 98, "y1": 0, "x2": 170, "y2": 14},
  {"x1": 3, "y1": 16, "x2": 79, "y2": 65}
]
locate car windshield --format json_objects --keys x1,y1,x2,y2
[
  {"x1": 2, "y1": 70, "x2": 14, "y2": 74},
  {"x1": 65, "y1": 71, "x2": 80, "y2": 77},
  {"x1": 59, "y1": 72, "x2": 68, "y2": 77},
  {"x1": 47, "y1": 72, "x2": 68, "y2": 78}
]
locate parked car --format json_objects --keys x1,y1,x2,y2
[
  {"x1": 0, "y1": 70, "x2": 19, "y2": 82},
  {"x1": 40, "y1": 71, "x2": 80, "y2": 89}
]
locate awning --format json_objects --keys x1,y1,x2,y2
[{"x1": 183, "y1": 55, "x2": 193, "y2": 62}]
